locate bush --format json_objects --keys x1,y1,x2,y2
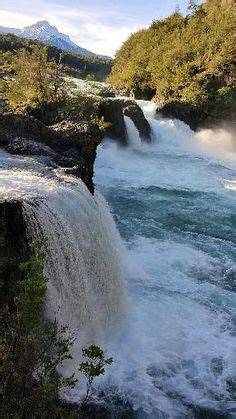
[
  {"x1": 6, "y1": 46, "x2": 66, "y2": 110},
  {"x1": 79, "y1": 345, "x2": 113, "y2": 403}
]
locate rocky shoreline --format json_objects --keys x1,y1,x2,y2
[
  {"x1": 0, "y1": 91, "x2": 151, "y2": 306},
  {"x1": 0, "y1": 95, "x2": 151, "y2": 191}
]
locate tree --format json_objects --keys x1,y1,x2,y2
[
  {"x1": 187, "y1": 0, "x2": 199, "y2": 14},
  {"x1": 109, "y1": 0, "x2": 235, "y2": 123},
  {"x1": 0, "y1": 241, "x2": 76, "y2": 417},
  {"x1": 49, "y1": 52, "x2": 67, "y2": 102},
  {"x1": 6, "y1": 46, "x2": 66, "y2": 110},
  {"x1": 79, "y1": 345, "x2": 113, "y2": 403}
]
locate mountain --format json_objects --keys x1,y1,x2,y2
[{"x1": 0, "y1": 20, "x2": 111, "y2": 59}]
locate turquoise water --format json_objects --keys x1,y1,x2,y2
[{"x1": 95, "y1": 113, "x2": 236, "y2": 418}]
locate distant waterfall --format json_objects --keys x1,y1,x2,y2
[
  {"x1": 0, "y1": 151, "x2": 125, "y2": 356},
  {"x1": 124, "y1": 115, "x2": 142, "y2": 148}
]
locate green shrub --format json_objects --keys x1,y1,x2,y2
[
  {"x1": 6, "y1": 46, "x2": 66, "y2": 110},
  {"x1": 85, "y1": 73, "x2": 96, "y2": 81},
  {"x1": 79, "y1": 345, "x2": 113, "y2": 403}
]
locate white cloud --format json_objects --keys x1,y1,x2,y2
[
  {"x1": 0, "y1": 0, "x2": 140, "y2": 56},
  {"x1": 0, "y1": 10, "x2": 36, "y2": 28}
]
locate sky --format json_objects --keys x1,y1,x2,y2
[{"x1": 0, "y1": 0, "x2": 192, "y2": 56}]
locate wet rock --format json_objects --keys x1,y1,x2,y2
[
  {"x1": 99, "y1": 99, "x2": 128, "y2": 145},
  {"x1": 99, "y1": 98, "x2": 151, "y2": 144},
  {"x1": 6, "y1": 137, "x2": 57, "y2": 158},
  {"x1": 123, "y1": 102, "x2": 151, "y2": 142},
  {"x1": 0, "y1": 200, "x2": 30, "y2": 308},
  {"x1": 158, "y1": 101, "x2": 206, "y2": 131},
  {"x1": 0, "y1": 113, "x2": 54, "y2": 146}
]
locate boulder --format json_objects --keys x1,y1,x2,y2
[{"x1": 6, "y1": 137, "x2": 57, "y2": 158}]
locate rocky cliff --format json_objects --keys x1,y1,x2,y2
[{"x1": 0, "y1": 200, "x2": 29, "y2": 307}]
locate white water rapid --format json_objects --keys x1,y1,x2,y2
[{"x1": 94, "y1": 101, "x2": 236, "y2": 418}]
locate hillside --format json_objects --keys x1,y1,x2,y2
[
  {"x1": 0, "y1": 33, "x2": 112, "y2": 82},
  {"x1": 0, "y1": 20, "x2": 111, "y2": 59},
  {"x1": 109, "y1": 0, "x2": 236, "y2": 127}
]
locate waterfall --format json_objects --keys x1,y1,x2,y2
[
  {"x1": 124, "y1": 115, "x2": 142, "y2": 148},
  {"x1": 136, "y1": 99, "x2": 157, "y2": 119},
  {"x1": 0, "y1": 150, "x2": 125, "y2": 365}
]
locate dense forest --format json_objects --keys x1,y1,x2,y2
[
  {"x1": 109, "y1": 0, "x2": 235, "y2": 125},
  {"x1": 0, "y1": 34, "x2": 112, "y2": 82}
]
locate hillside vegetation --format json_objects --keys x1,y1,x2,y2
[
  {"x1": 109, "y1": 0, "x2": 235, "y2": 125},
  {"x1": 0, "y1": 33, "x2": 112, "y2": 82}
]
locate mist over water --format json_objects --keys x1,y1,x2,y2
[{"x1": 95, "y1": 103, "x2": 236, "y2": 418}]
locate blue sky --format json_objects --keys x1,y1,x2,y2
[{"x1": 1, "y1": 0, "x2": 192, "y2": 56}]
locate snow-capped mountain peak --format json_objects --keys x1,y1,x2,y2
[
  {"x1": 0, "y1": 20, "x2": 111, "y2": 59},
  {"x1": 20, "y1": 21, "x2": 73, "y2": 44}
]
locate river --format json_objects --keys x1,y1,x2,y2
[{"x1": 94, "y1": 101, "x2": 236, "y2": 418}]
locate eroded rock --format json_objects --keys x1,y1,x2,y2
[
  {"x1": 123, "y1": 102, "x2": 151, "y2": 142},
  {"x1": 99, "y1": 98, "x2": 151, "y2": 144},
  {"x1": 99, "y1": 99, "x2": 128, "y2": 145}
]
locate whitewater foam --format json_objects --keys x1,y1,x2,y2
[{"x1": 95, "y1": 105, "x2": 236, "y2": 417}]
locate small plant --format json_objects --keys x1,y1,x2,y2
[{"x1": 79, "y1": 345, "x2": 113, "y2": 403}]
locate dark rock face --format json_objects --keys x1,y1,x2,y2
[
  {"x1": 123, "y1": 102, "x2": 151, "y2": 142},
  {"x1": 0, "y1": 200, "x2": 30, "y2": 308},
  {"x1": 0, "y1": 114, "x2": 55, "y2": 146},
  {"x1": 27, "y1": 102, "x2": 62, "y2": 126},
  {"x1": 6, "y1": 137, "x2": 57, "y2": 158},
  {"x1": 49, "y1": 120, "x2": 102, "y2": 194},
  {"x1": 99, "y1": 98, "x2": 151, "y2": 144},
  {"x1": 158, "y1": 101, "x2": 206, "y2": 131},
  {"x1": 132, "y1": 86, "x2": 155, "y2": 101},
  {"x1": 99, "y1": 99, "x2": 128, "y2": 145}
]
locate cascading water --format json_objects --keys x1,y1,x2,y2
[
  {"x1": 124, "y1": 115, "x2": 142, "y2": 148},
  {"x1": 0, "y1": 149, "x2": 125, "y2": 382},
  {"x1": 95, "y1": 101, "x2": 236, "y2": 418},
  {"x1": 1, "y1": 99, "x2": 236, "y2": 417}
]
